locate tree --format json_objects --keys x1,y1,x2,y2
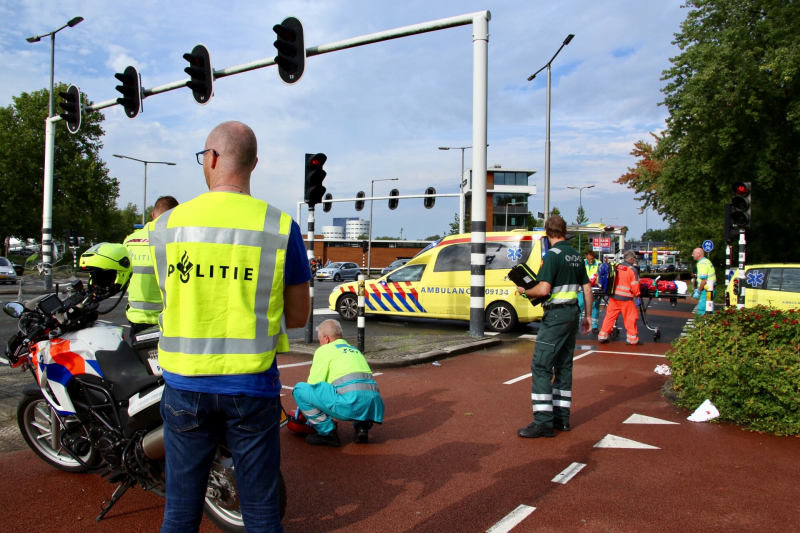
[
  {"x1": 549, "y1": 206, "x2": 562, "y2": 218},
  {"x1": 356, "y1": 234, "x2": 368, "y2": 240},
  {"x1": 641, "y1": 228, "x2": 676, "y2": 243},
  {"x1": 0, "y1": 84, "x2": 121, "y2": 249},
  {"x1": 448, "y1": 213, "x2": 470, "y2": 235},
  {"x1": 574, "y1": 205, "x2": 588, "y2": 225},
  {"x1": 423, "y1": 234, "x2": 441, "y2": 241},
  {"x1": 617, "y1": 1, "x2": 800, "y2": 264},
  {"x1": 375, "y1": 236, "x2": 398, "y2": 240}
]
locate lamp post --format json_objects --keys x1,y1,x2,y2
[
  {"x1": 439, "y1": 146, "x2": 471, "y2": 234},
  {"x1": 567, "y1": 184, "x2": 594, "y2": 253},
  {"x1": 368, "y1": 177, "x2": 398, "y2": 277},
  {"x1": 527, "y1": 34, "x2": 574, "y2": 221},
  {"x1": 113, "y1": 155, "x2": 176, "y2": 226},
  {"x1": 26, "y1": 16, "x2": 84, "y2": 119}
]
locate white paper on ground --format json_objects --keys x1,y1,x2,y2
[
  {"x1": 687, "y1": 399, "x2": 720, "y2": 422},
  {"x1": 654, "y1": 364, "x2": 672, "y2": 376}
]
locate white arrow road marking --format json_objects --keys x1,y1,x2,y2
[
  {"x1": 486, "y1": 505, "x2": 536, "y2": 533},
  {"x1": 552, "y1": 462, "x2": 586, "y2": 484},
  {"x1": 594, "y1": 434, "x2": 660, "y2": 449},
  {"x1": 624, "y1": 414, "x2": 679, "y2": 425}
]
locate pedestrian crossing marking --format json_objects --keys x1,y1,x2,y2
[
  {"x1": 486, "y1": 504, "x2": 536, "y2": 533},
  {"x1": 552, "y1": 462, "x2": 586, "y2": 484},
  {"x1": 623, "y1": 414, "x2": 679, "y2": 425},
  {"x1": 594, "y1": 434, "x2": 660, "y2": 449}
]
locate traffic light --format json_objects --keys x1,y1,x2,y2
[
  {"x1": 362, "y1": 241, "x2": 369, "y2": 254},
  {"x1": 58, "y1": 85, "x2": 81, "y2": 134},
  {"x1": 304, "y1": 153, "x2": 327, "y2": 207},
  {"x1": 423, "y1": 187, "x2": 436, "y2": 209},
  {"x1": 388, "y1": 189, "x2": 399, "y2": 210},
  {"x1": 323, "y1": 193, "x2": 333, "y2": 213},
  {"x1": 730, "y1": 181, "x2": 751, "y2": 228},
  {"x1": 68, "y1": 228, "x2": 78, "y2": 246},
  {"x1": 183, "y1": 44, "x2": 213, "y2": 105},
  {"x1": 723, "y1": 203, "x2": 733, "y2": 242},
  {"x1": 114, "y1": 65, "x2": 142, "y2": 119},
  {"x1": 272, "y1": 17, "x2": 305, "y2": 85},
  {"x1": 355, "y1": 191, "x2": 366, "y2": 212}
]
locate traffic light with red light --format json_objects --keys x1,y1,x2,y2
[
  {"x1": 388, "y1": 189, "x2": 399, "y2": 210},
  {"x1": 183, "y1": 44, "x2": 213, "y2": 105},
  {"x1": 730, "y1": 181, "x2": 751, "y2": 228},
  {"x1": 423, "y1": 187, "x2": 436, "y2": 209},
  {"x1": 58, "y1": 85, "x2": 81, "y2": 134},
  {"x1": 304, "y1": 153, "x2": 327, "y2": 207},
  {"x1": 114, "y1": 66, "x2": 142, "y2": 118},
  {"x1": 355, "y1": 191, "x2": 366, "y2": 211},
  {"x1": 273, "y1": 17, "x2": 305, "y2": 85}
]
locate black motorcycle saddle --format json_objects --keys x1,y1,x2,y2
[{"x1": 95, "y1": 342, "x2": 161, "y2": 401}]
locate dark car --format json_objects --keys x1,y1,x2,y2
[
  {"x1": 381, "y1": 259, "x2": 411, "y2": 277},
  {"x1": 664, "y1": 264, "x2": 676, "y2": 272}
]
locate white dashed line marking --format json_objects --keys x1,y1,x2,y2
[
  {"x1": 503, "y1": 350, "x2": 665, "y2": 384},
  {"x1": 281, "y1": 385, "x2": 295, "y2": 391},
  {"x1": 278, "y1": 361, "x2": 313, "y2": 369},
  {"x1": 552, "y1": 462, "x2": 586, "y2": 484},
  {"x1": 486, "y1": 505, "x2": 536, "y2": 533}
]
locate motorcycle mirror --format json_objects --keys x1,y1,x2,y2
[{"x1": 3, "y1": 302, "x2": 24, "y2": 318}]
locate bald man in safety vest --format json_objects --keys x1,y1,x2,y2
[{"x1": 692, "y1": 248, "x2": 716, "y2": 315}]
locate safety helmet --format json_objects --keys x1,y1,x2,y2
[{"x1": 79, "y1": 242, "x2": 132, "y2": 297}]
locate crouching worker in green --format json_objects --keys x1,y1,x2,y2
[{"x1": 292, "y1": 319, "x2": 385, "y2": 447}]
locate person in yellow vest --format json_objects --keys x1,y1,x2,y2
[
  {"x1": 293, "y1": 319, "x2": 385, "y2": 447},
  {"x1": 577, "y1": 250, "x2": 601, "y2": 333},
  {"x1": 123, "y1": 195, "x2": 179, "y2": 336},
  {"x1": 692, "y1": 247, "x2": 717, "y2": 316},
  {"x1": 149, "y1": 121, "x2": 311, "y2": 533}
]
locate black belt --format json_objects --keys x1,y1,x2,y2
[{"x1": 543, "y1": 303, "x2": 578, "y2": 311}]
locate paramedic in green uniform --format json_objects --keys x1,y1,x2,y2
[
  {"x1": 515, "y1": 216, "x2": 592, "y2": 438},
  {"x1": 293, "y1": 319, "x2": 385, "y2": 447}
]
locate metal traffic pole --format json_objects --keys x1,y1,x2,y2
[
  {"x1": 357, "y1": 274, "x2": 366, "y2": 353},
  {"x1": 305, "y1": 206, "x2": 316, "y2": 343},
  {"x1": 737, "y1": 228, "x2": 746, "y2": 309}
]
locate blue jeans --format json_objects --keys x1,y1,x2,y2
[{"x1": 160, "y1": 384, "x2": 284, "y2": 533}]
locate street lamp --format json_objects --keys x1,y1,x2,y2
[
  {"x1": 26, "y1": 16, "x2": 84, "y2": 119},
  {"x1": 527, "y1": 34, "x2": 574, "y2": 221},
  {"x1": 368, "y1": 177, "x2": 398, "y2": 276},
  {"x1": 114, "y1": 155, "x2": 177, "y2": 226},
  {"x1": 439, "y1": 146, "x2": 472, "y2": 234},
  {"x1": 567, "y1": 184, "x2": 594, "y2": 253}
]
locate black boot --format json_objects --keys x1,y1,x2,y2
[
  {"x1": 305, "y1": 429, "x2": 341, "y2": 447},
  {"x1": 353, "y1": 421, "x2": 371, "y2": 444},
  {"x1": 517, "y1": 422, "x2": 555, "y2": 438}
]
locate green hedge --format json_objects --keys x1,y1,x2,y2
[{"x1": 667, "y1": 306, "x2": 800, "y2": 435}]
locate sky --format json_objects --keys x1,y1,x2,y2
[{"x1": 0, "y1": 0, "x2": 688, "y2": 242}]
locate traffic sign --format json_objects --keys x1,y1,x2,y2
[{"x1": 702, "y1": 240, "x2": 714, "y2": 252}]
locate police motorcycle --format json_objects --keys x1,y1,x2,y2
[{"x1": 2, "y1": 243, "x2": 285, "y2": 531}]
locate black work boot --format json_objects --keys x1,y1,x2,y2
[
  {"x1": 305, "y1": 429, "x2": 341, "y2": 447},
  {"x1": 553, "y1": 420, "x2": 571, "y2": 432},
  {"x1": 517, "y1": 422, "x2": 555, "y2": 438},
  {"x1": 353, "y1": 421, "x2": 372, "y2": 444}
]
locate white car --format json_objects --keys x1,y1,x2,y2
[{"x1": 0, "y1": 257, "x2": 18, "y2": 284}]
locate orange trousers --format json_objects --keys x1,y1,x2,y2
[{"x1": 598, "y1": 298, "x2": 639, "y2": 344}]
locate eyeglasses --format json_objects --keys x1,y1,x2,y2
[{"x1": 196, "y1": 148, "x2": 219, "y2": 165}]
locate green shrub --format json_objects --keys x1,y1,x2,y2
[{"x1": 667, "y1": 306, "x2": 800, "y2": 435}]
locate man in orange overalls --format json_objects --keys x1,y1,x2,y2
[{"x1": 598, "y1": 250, "x2": 642, "y2": 345}]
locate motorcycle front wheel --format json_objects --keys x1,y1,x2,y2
[
  {"x1": 17, "y1": 393, "x2": 97, "y2": 473},
  {"x1": 203, "y1": 448, "x2": 287, "y2": 532}
]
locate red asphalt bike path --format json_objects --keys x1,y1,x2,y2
[{"x1": 2, "y1": 340, "x2": 799, "y2": 532}]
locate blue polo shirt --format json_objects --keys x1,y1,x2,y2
[{"x1": 163, "y1": 221, "x2": 312, "y2": 397}]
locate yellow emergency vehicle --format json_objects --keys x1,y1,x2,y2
[
  {"x1": 328, "y1": 230, "x2": 550, "y2": 332},
  {"x1": 725, "y1": 264, "x2": 800, "y2": 310}
]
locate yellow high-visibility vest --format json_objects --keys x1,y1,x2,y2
[
  {"x1": 124, "y1": 227, "x2": 162, "y2": 325},
  {"x1": 148, "y1": 192, "x2": 292, "y2": 376}
]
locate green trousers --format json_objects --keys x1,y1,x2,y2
[{"x1": 531, "y1": 304, "x2": 580, "y2": 427}]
